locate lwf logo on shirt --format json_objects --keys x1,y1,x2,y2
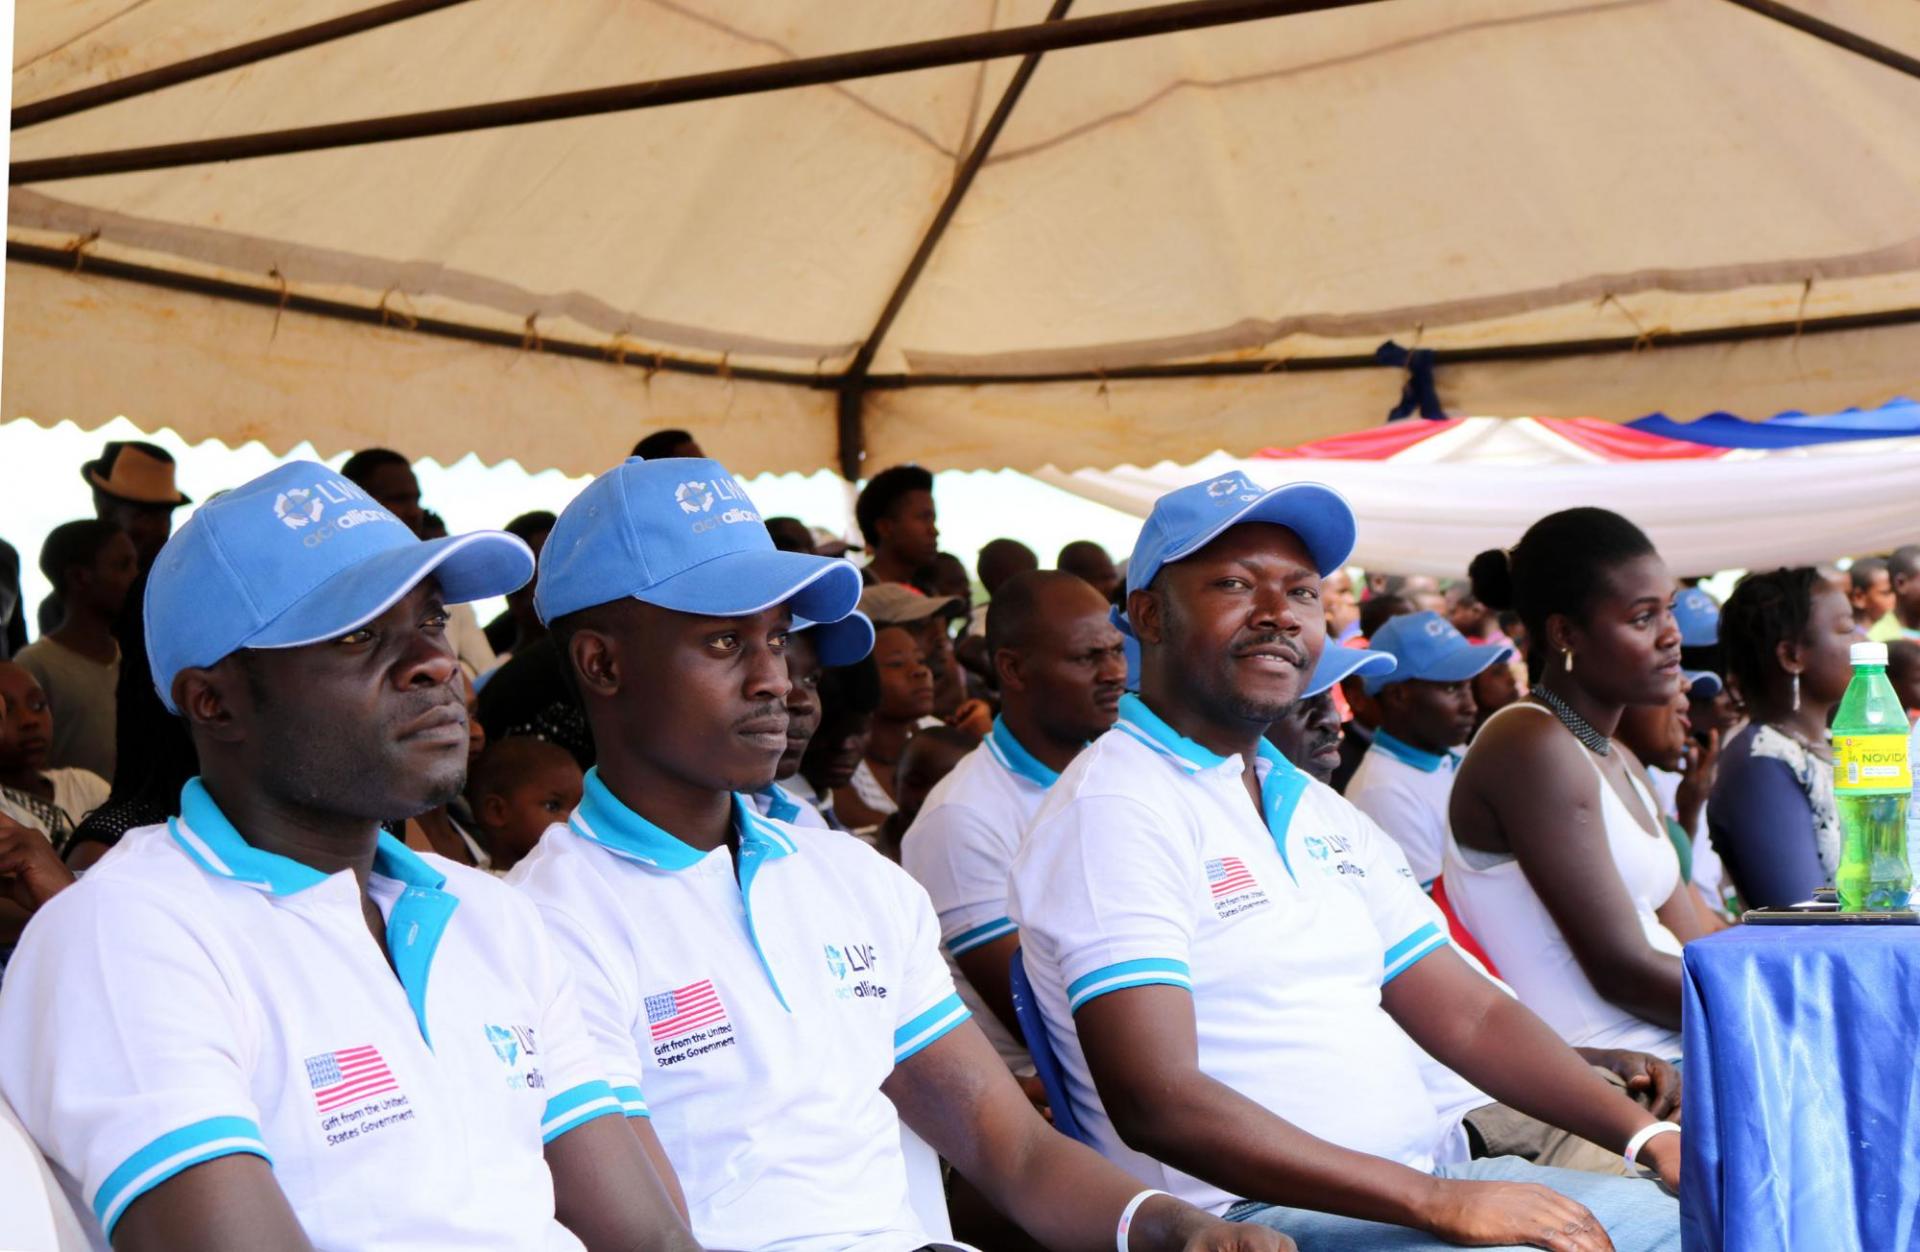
[
  {"x1": 1302, "y1": 833, "x2": 1367, "y2": 881},
  {"x1": 823, "y1": 942, "x2": 888, "y2": 1002},
  {"x1": 1204, "y1": 856, "x2": 1269, "y2": 919},
  {"x1": 645, "y1": 979, "x2": 737, "y2": 1068},
  {"x1": 485, "y1": 1024, "x2": 548, "y2": 1093}
]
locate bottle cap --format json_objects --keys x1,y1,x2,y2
[{"x1": 1852, "y1": 641, "x2": 1890, "y2": 667}]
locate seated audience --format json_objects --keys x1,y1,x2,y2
[
  {"x1": 1472, "y1": 657, "x2": 1524, "y2": 736},
  {"x1": 834, "y1": 623, "x2": 934, "y2": 830},
  {"x1": 1344, "y1": 611, "x2": 1512, "y2": 888},
  {"x1": 970, "y1": 538, "x2": 1043, "y2": 647},
  {"x1": 1266, "y1": 645, "x2": 1394, "y2": 784},
  {"x1": 1848, "y1": 556, "x2": 1894, "y2": 635},
  {"x1": 0, "y1": 663, "x2": 109, "y2": 849},
  {"x1": 1614, "y1": 674, "x2": 1731, "y2": 933},
  {"x1": 1058, "y1": 540, "x2": 1122, "y2": 604},
  {"x1": 1709, "y1": 567, "x2": 1857, "y2": 908},
  {"x1": 752, "y1": 615, "x2": 875, "y2": 829},
  {"x1": 875, "y1": 724, "x2": 979, "y2": 863},
  {"x1": 79, "y1": 440, "x2": 188, "y2": 574},
  {"x1": 860, "y1": 582, "x2": 990, "y2": 735},
  {"x1": 0, "y1": 540, "x2": 24, "y2": 660},
  {"x1": 763, "y1": 515, "x2": 817, "y2": 554},
  {"x1": 466, "y1": 736, "x2": 585, "y2": 872},
  {"x1": 855, "y1": 464, "x2": 939, "y2": 586},
  {"x1": 913, "y1": 551, "x2": 975, "y2": 623},
  {"x1": 508, "y1": 455, "x2": 1292, "y2": 1252},
  {"x1": 795, "y1": 656, "x2": 880, "y2": 830},
  {"x1": 1329, "y1": 593, "x2": 1413, "y2": 792},
  {"x1": 0, "y1": 460, "x2": 696, "y2": 1251},
  {"x1": 1009, "y1": 473, "x2": 1681, "y2": 1248},
  {"x1": 1868, "y1": 544, "x2": 1920, "y2": 642},
  {"x1": 902, "y1": 570, "x2": 1127, "y2": 1068},
  {"x1": 18, "y1": 521, "x2": 138, "y2": 780},
  {"x1": 1446, "y1": 509, "x2": 1707, "y2": 1060}
]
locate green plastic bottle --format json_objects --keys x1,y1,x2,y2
[{"x1": 1833, "y1": 641, "x2": 1913, "y2": 912}]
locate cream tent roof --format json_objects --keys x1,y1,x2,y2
[{"x1": 8, "y1": 0, "x2": 1920, "y2": 479}]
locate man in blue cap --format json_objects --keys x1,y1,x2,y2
[
  {"x1": 0, "y1": 462, "x2": 697, "y2": 1251},
  {"x1": 1007, "y1": 470, "x2": 1684, "y2": 1251},
  {"x1": 1344, "y1": 611, "x2": 1514, "y2": 889},
  {"x1": 509, "y1": 457, "x2": 1290, "y2": 1252},
  {"x1": 1265, "y1": 644, "x2": 1395, "y2": 785}
]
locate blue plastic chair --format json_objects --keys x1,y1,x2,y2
[{"x1": 1009, "y1": 947, "x2": 1090, "y2": 1145}]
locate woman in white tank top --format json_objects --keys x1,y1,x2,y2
[{"x1": 1446, "y1": 511, "x2": 1715, "y2": 1061}]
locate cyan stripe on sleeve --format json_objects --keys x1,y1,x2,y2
[
  {"x1": 611, "y1": 1083, "x2": 651, "y2": 1119},
  {"x1": 94, "y1": 1116, "x2": 272, "y2": 1236},
  {"x1": 1065, "y1": 957, "x2": 1192, "y2": 1012},
  {"x1": 1381, "y1": 922, "x2": 1448, "y2": 984},
  {"x1": 540, "y1": 1079, "x2": 624, "y2": 1143},
  {"x1": 944, "y1": 917, "x2": 1018, "y2": 956},
  {"x1": 892, "y1": 994, "x2": 971, "y2": 1064}
]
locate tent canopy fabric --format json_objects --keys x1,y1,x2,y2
[
  {"x1": 1038, "y1": 412, "x2": 1920, "y2": 577},
  {"x1": 7, "y1": 0, "x2": 1920, "y2": 477},
  {"x1": 1631, "y1": 396, "x2": 1920, "y2": 447}
]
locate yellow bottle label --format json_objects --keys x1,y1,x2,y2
[{"x1": 1834, "y1": 733, "x2": 1912, "y2": 792}]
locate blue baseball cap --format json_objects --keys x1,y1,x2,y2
[
  {"x1": 1674, "y1": 587, "x2": 1719, "y2": 647},
  {"x1": 1684, "y1": 669, "x2": 1724, "y2": 699},
  {"x1": 794, "y1": 611, "x2": 876, "y2": 667},
  {"x1": 145, "y1": 460, "x2": 533, "y2": 713},
  {"x1": 1304, "y1": 644, "x2": 1397, "y2": 699},
  {"x1": 1126, "y1": 470, "x2": 1356, "y2": 598},
  {"x1": 535, "y1": 457, "x2": 862, "y2": 627},
  {"x1": 1363, "y1": 611, "x2": 1514, "y2": 695}
]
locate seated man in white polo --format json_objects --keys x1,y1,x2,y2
[
  {"x1": 901, "y1": 569, "x2": 1128, "y2": 1066},
  {"x1": 0, "y1": 462, "x2": 697, "y2": 1251},
  {"x1": 1007, "y1": 471, "x2": 1684, "y2": 1252},
  {"x1": 509, "y1": 456, "x2": 1291, "y2": 1252},
  {"x1": 1345, "y1": 610, "x2": 1514, "y2": 889}
]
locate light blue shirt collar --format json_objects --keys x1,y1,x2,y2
[
  {"x1": 1370, "y1": 729, "x2": 1455, "y2": 774},
  {"x1": 169, "y1": 777, "x2": 446, "y2": 897},
  {"x1": 570, "y1": 767, "x2": 798, "y2": 870},
  {"x1": 987, "y1": 716, "x2": 1063, "y2": 789}
]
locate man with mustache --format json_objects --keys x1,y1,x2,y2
[
  {"x1": 1007, "y1": 472, "x2": 1683, "y2": 1251},
  {"x1": 0, "y1": 462, "x2": 697, "y2": 1252},
  {"x1": 902, "y1": 570, "x2": 1128, "y2": 1068},
  {"x1": 510, "y1": 456, "x2": 1292, "y2": 1252},
  {"x1": 1345, "y1": 611, "x2": 1514, "y2": 890},
  {"x1": 1265, "y1": 645, "x2": 1396, "y2": 785}
]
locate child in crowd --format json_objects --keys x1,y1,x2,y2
[{"x1": 465, "y1": 736, "x2": 585, "y2": 872}]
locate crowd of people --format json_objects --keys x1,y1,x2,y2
[{"x1": 0, "y1": 427, "x2": 1911, "y2": 1252}]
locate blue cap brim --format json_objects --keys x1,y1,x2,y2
[
  {"x1": 1684, "y1": 669, "x2": 1724, "y2": 699},
  {"x1": 636, "y1": 549, "x2": 863, "y2": 624},
  {"x1": 247, "y1": 531, "x2": 534, "y2": 651},
  {"x1": 1365, "y1": 641, "x2": 1514, "y2": 695},
  {"x1": 1165, "y1": 481, "x2": 1356, "y2": 578},
  {"x1": 795, "y1": 611, "x2": 876, "y2": 667},
  {"x1": 1305, "y1": 645, "x2": 1396, "y2": 699}
]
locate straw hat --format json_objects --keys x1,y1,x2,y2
[{"x1": 81, "y1": 442, "x2": 191, "y2": 507}]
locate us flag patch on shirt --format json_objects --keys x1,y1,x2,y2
[
  {"x1": 1205, "y1": 856, "x2": 1269, "y2": 919},
  {"x1": 306, "y1": 1045, "x2": 415, "y2": 1145},
  {"x1": 644, "y1": 979, "x2": 737, "y2": 1068}
]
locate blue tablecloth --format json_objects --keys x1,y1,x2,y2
[{"x1": 1681, "y1": 924, "x2": 1920, "y2": 1251}]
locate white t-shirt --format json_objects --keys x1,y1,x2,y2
[
  {"x1": 508, "y1": 769, "x2": 972, "y2": 1252},
  {"x1": 0, "y1": 779, "x2": 625, "y2": 1249},
  {"x1": 1008, "y1": 695, "x2": 1455, "y2": 1216},
  {"x1": 1344, "y1": 731, "x2": 1463, "y2": 889},
  {"x1": 0, "y1": 768, "x2": 110, "y2": 845},
  {"x1": 901, "y1": 718, "x2": 1058, "y2": 1071}
]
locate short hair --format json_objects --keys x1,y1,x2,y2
[
  {"x1": 468, "y1": 735, "x2": 578, "y2": 802},
  {"x1": 1890, "y1": 545, "x2": 1920, "y2": 583},
  {"x1": 1359, "y1": 592, "x2": 1414, "y2": 640},
  {"x1": 984, "y1": 568, "x2": 1085, "y2": 659},
  {"x1": 39, "y1": 519, "x2": 124, "y2": 593},
  {"x1": 854, "y1": 465, "x2": 934, "y2": 548},
  {"x1": 1848, "y1": 557, "x2": 1888, "y2": 593},
  {"x1": 1470, "y1": 508, "x2": 1657, "y2": 672},
  {"x1": 632, "y1": 429, "x2": 697, "y2": 460},
  {"x1": 1057, "y1": 540, "x2": 1112, "y2": 577},
  {"x1": 977, "y1": 538, "x2": 1039, "y2": 593},
  {"x1": 765, "y1": 517, "x2": 816, "y2": 554},
  {"x1": 1720, "y1": 567, "x2": 1825, "y2": 708},
  {"x1": 910, "y1": 552, "x2": 969, "y2": 599},
  {"x1": 504, "y1": 510, "x2": 557, "y2": 543},
  {"x1": 339, "y1": 448, "x2": 411, "y2": 488}
]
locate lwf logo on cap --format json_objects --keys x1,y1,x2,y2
[
  {"x1": 275, "y1": 488, "x2": 325, "y2": 529},
  {"x1": 674, "y1": 476, "x2": 760, "y2": 534},
  {"x1": 1206, "y1": 475, "x2": 1262, "y2": 503},
  {"x1": 269, "y1": 476, "x2": 397, "y2": 548}
]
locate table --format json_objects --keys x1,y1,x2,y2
[{"x1": 1682, "y1": 923, "x2": 1920, "y2": 1251}]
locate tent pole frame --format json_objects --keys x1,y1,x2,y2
[
  {"x1": 11, "y1": 0, "x2": 476, "y2": 131},
  {"x1": 8, "y1": 0, "x2": 1388, "y2": 186},
  {"x1": 1716, "y1": 0, "x2": 1920, "y2": 81}
]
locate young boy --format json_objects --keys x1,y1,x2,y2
[{"x1": 467, "y1": 737, "x2": 586, "y2": 872}]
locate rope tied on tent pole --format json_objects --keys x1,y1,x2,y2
[
  {"x1": 375, "y1": 287, "x2": 419, "y2": 331},
  {"x1": 267, "y1": 267, "x2": 292, "y2": 342},
  {"x1": 519, "y1": 313, "x2": 543, "y2": 352},
  {"x1": 1374, "y1": 339, "x2": 1443, "y2": 422},
  {"x1": 1598, "y1": 292, "x2": 1669, "y2": 353},
  {"x1": 61, "y1": 229, "x2": 101, "y2": 270}
]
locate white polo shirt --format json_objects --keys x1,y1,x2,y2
[
  {"x1": 508, "y1": 769, "x2": 972, "y2": 1252},
  {"x1": 0, "y1": 779, "x2": 626, "y2": 1249},
  {"x1": 1007, "y1": 695, "x2": 1455, "y2": 1216},
  {"x1": 1344, "y1": 730, "x2": 1464, "y2": 889},
  {"x1": 901, "y1": 717, "x2": 1060, "y2": 1070},
  {"x1": 751, "y1": 780, "x2": 828, "y2": 829}
]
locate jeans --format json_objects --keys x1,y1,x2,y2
[{"x1": 1225, "y1": 1155, "x2": 1679, "y2": 1251}]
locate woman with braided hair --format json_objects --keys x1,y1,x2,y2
[
  {"x1": 1707, "y1": 568, "x2": 1857, "y2": 908},
  {"x1": 1442, "y1": 508, "x2": 1708, "y2": 1061}
]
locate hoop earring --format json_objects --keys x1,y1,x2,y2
[
  {"x1": 1792, "y1": 672, "x2": 1801, "y2": 713},
  {"x1": 1564, "y1": 649, "x2": 1574, "y2": 673}
]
